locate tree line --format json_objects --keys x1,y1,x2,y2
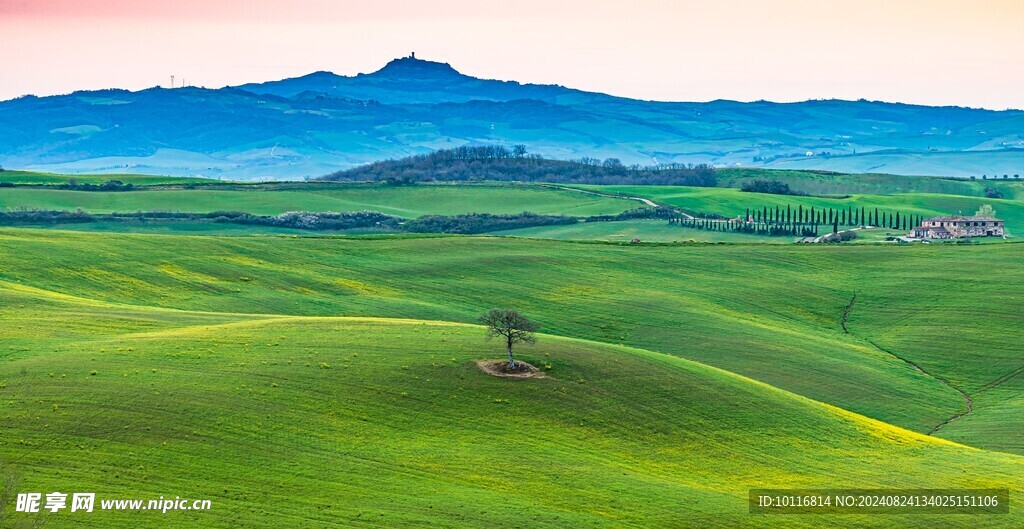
[
  {"x1": 320, "y1": 146, "x2": 718, "y2": 186},
  {"x1": 0, "y1": 205, "x2": 687, "y2": 234},
  {"x1": 739, "y1": 179, "x2": 807, "y2": 196},
  {"x1": 670, "y1": 204, "x2": 925, "y2": 238}
]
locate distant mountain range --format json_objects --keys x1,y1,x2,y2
[{"x1": 2, "y1": 55, "x2": 1022, "y2": 180}]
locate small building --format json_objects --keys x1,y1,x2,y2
[{"x1": 910, "y1": 216, "x2": 1004, "y2": 239}]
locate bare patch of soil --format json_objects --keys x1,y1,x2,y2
[{"x1": 475, "y1": 360, "x2": 547, "y2": 379}]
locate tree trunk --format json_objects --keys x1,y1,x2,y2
[{"x1": 506, "y1": 335, "x2": 516, "y2": 368}]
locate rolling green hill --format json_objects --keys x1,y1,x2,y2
[
  {"x1": 2, "y1": 260, "x2": 1022, "y2": 528},
  {"x1": 1, "y1": 230, "x2": 1021, "y2": 453},
  {"x1": 2, "y1": 173, "x2": 1023, "y2": 527}
]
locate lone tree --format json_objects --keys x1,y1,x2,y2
[{"x1": 480, "y1": 309, "x2": 538, "y2": 368}]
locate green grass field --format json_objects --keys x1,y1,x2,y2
[
  {"x1": 3, "y1": 219, "x2": 388, "y2": 236},
  {"x1": 493, "y1": 219, "x2": 789, "y2": 243},
  {"x1": 0, "y1": 183, "x2": 638, "y2": 218},
  {"x1": 3, "y1": 286, "x2": 1021, "y2": 528},
  {"x1": 2, "y1": 231, "x2": 1021, "y2": 446},
  {"x1": 1, "y1": 231, "x2": 1023, "y2": 527},
  {"x1": 0, "y1": 170, "x2": 216, "y2": 186}
]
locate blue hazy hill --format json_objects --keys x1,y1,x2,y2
[{"x1": 1, "y1": 55, "x2": 1021, "y2": 180}]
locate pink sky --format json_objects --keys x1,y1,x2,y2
[{"x1": 1, "y1": 0, "x2": 1022, "y2": 109}]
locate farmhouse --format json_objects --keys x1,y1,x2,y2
[{"x1": 910, "y1": 216, "x2": 1005, "y2": 239}]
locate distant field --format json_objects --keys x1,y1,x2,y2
[
  {"x1": 493, "y1": 219, "x2": 787, "y2": 243},
  {"x1": 3, "y1": 220, "x2": 375, "y2": 236},
  {"x1": 0, "y1": 170, "x2": 216, "y2": 185},
  {"x1": 496, "y1": 221, "x2": 902, "y2": 245},
  {"x1": 764, "y1": 148, "x2": 1024, "y2": 180},
  {"x1": 716, "y1": 168, "x2": 1024, "y2": 199},
  {"x1": 0, "y1": 183, "x2": 639, "y2": 218},
  {"x1": 575, "y1": 185, "x2": 1024, "y2": 234}
]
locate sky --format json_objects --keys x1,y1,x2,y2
[{"x1": 1, "y1": 0, "x2": 1022, "y2": 109}]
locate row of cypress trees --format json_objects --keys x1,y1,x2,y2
[{"x1": 669, "y1": 205, "x2": 923, "y2": 237}]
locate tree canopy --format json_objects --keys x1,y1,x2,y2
[{"x1": 480, "y1": 309, "x2": 539, "y2": 368}]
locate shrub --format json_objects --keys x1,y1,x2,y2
[
  {"x1": 58, "y1": 179, "x2": 134, "y2": 191},
  {"x1": 585, "y1": 206, "x2": 677, "y2": 222},
  {"x1": 401, "y1": 212, "x2": 576, "y2": 234},
  {"x1": 212, "y1": 211, "x2": 402, "y2": 231},
  {"x1": 0, "y1": 209, "x2": 95, "y2": 225},
  {"x1": 739, "y1": 179, "x2": 807, "y2": 196},
  {"x1": 984, "y1": 187, "x2": 1004, "y2": 199}
]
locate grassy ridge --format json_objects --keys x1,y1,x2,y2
[
  {"x1": 0, "y1": 184, "x2": 638, "y2": 218},
  {"x1": 716, "y1": 168, "x2": 1024, "y2": 199},
  {"x1": 0, "y1": 170, "x2": 215, "y2": 186},
  {"x1": 2, "y1": 285, "x2": 1022, "y2": 528},
  {"x1": 1, "y1": 230, "x2": 1021, "y2": 453}
]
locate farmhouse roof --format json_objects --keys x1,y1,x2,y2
[{"x1": 925, "y1": 215, "x2": 1002, "y2": 222}]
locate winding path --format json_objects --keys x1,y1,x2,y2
[
  {"x1": 842, "y1": 292, "x2": 974, "y2": 435},
  {"x1": 543, "y1": 184, "x2": 694, "y2": 219},
  {"x1": 864, "y1": 340, "x2": 973, "y2": 435}
]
